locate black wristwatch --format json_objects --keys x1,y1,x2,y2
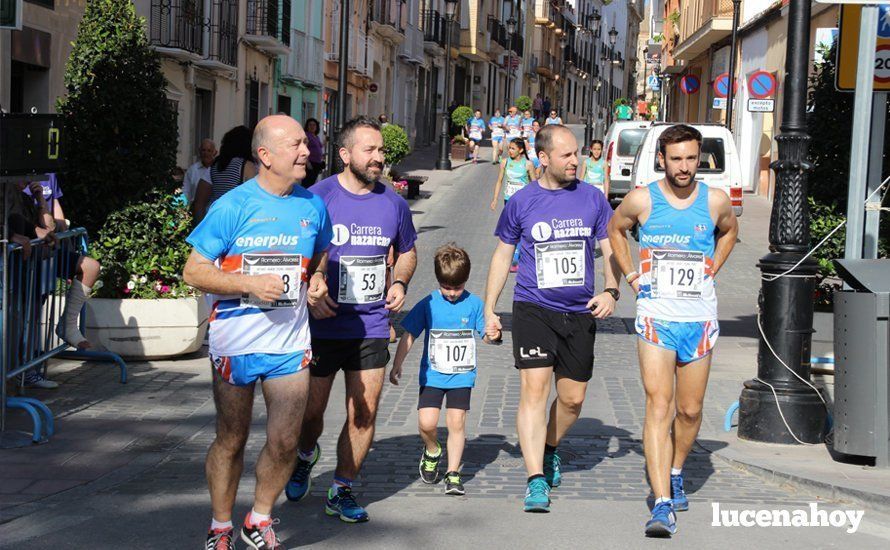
[
  {"x1": 604, "y1": 287, "x2": 620, "y2": 301},
  {"x1": 393, "y1": 280, "x2": 408, "y2": 291}
]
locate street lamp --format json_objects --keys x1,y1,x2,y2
[
  {"x1": 436, "y1": 0, "x2": 459, "y2": 171},
  {"x1": 737, "y1": 0, "x2": 827, "y2": 443},
  {"x1": 558, "y1": 34, "x2": 568, "y2": 117},
  {"x1": 607, "y1": 25, "x2": 618, "y2": 124},
  {"x1": 506, "y1": 15, "x2": 516, "y2": 111},
  {"x1": 583, "y1": 9, "x2": 601, "y2": 153},
  {"x1": 725, "y1": 0, "x2": 742, "y2": 131},
  {"x1": 326, "y1": 0, "x2": 352, "y2": 175}
]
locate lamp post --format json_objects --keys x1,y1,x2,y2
[
  {"x1": 557, "y1": 34, "x2": 568, "y2": 117},
  {"x1": 326, "y1": 0, "x2": 351, "y2": 175},
  {"x1": 607, "y1": 25, "x2": 618, "y2": 125},
  {"x1": 737, "y1": 0, "x2": 826, "y2": 444},
  {"x1": 505, "y1": 15, "x2": 516, "y2": 111},
  {"x1": 582, "y1": 10, "x2": 601, "y2": 154},
  {"x1": 725, "y1": 0, "x2": 742, "y2": 131},
  {"x1": 436, "y1": 0, "x2": 459, "y2": 171}
]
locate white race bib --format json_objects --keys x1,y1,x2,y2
[
  {"x1": 650, "y1": 249, "x2": 704, "y2": 299},
  {"x1": 534, "y1": 240, "x2": 586, "y2": 289},
  {"x1": 505, "y1": 180, "x2": 525, "y2": 199},
  {"x1": 492, "y1": 127, "x2": 505, "y2": 137},
  {"x1": 241, "y1": 253, "x2": 302, "y2": 308},
  {"x1": 469, "y1": 130, "x2": 483, "y2": 141},
  {"x1": 338, "y1": 255, "x2": 387, "y2": 304},
  {"x1": 429, "y1": 329, "x2": 476, "y2": 374}
]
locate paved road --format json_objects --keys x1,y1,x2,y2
[{"x1": 2, "y1": 129, "x2": 889, "y2": 548}]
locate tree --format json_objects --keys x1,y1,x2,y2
[
  {"x1": 58, "y1": 0, "x2": 178, "y2": 235},
  {"x1": 515, "y1": 95, "x2": 532, "y2": 112}
]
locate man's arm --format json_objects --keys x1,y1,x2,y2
[
  {"x1": 306, "y1": 251, "x2": 331, "y2": 313},
  {"x1": 484, "y1": 240, "x2": 516, "y2": 334},
  {"x1": 183, "y1": 249, "x2": 283, "y2": 301},
  {"x1": 710, "y1": 190, "x2": 739, "y2": 276},
  {"x1": 385, "y1": 246, "x2": 417, "y2": 312},
  {"x1": 607, "y1": 188, "x2": 648, "y2": 293},
  {"x1": 390, "y1": 331, "x2": 415, "y2": 385}
]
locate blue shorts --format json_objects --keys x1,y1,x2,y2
[
  {"x1": 492, "y1": 135, "x2": 503, "y2": 142},
  {"x1": 635, "y1": 316, "x2": 719, "y2": 364},
  {"x1": 211, "y1": 350, "x2": 311, "y2": 386}
]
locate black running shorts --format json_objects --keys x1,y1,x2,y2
[
  {"x1": 511, "y1": 301, "x2": 597, "y2": 382},
  {"x1": 310, "y1": 338, "x2": 391, "y2": 377},
  {"x1": 417, "y1": 386, "x2": 472, "y2": 410}
]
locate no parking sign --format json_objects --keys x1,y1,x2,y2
[{"x1": 679, "y1": 75, "x2": 701, "y2": 95}]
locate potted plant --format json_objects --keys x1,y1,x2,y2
[
  {"x1": 515, "y1": 95, "x2": 532, "y2": 112},
  {"x1": 381, "y1": 123, "x2": 411, "y2": 175},
  {"x1": 85, "y1": 190, "x2": 207, "y2": 359},
  {"x1": 451, "y1": 133, "x2": 470, "y2": 160}
]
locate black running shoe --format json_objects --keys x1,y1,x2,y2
[
  {"x1": 419, "y1": 443, "x2": 442, "y2": 484},
  {"x1": 241, "y1": 518, "x2": 282, "y2": 549},
  {"x1": 205, "y1": 528, "x2": 235, "y2": 550},
  {"x1": 444, "y1": 471, "x2": 465, "y2": 495}
]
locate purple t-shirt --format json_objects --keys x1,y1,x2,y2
[
  {"x1": 309, "y1": 175, "x2": 418, "y2": 339},
  {"x1": 22, "y1": 173, "x2": 63, "y2": 213},
  {"x1": 494, "y1": 180, "x2": 612, "y2": 313}
]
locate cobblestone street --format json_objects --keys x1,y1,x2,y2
[{"x1": 2, "y1": 131, "x2": 889, "y2": 548}]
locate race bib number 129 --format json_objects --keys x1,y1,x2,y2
[{"x1": 651, "y1": 249, "x2": 704, "y2": 299}]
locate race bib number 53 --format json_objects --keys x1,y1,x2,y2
[
  {"x1": 535, "y1": 240, "x2": 586, "y2": 289},
  {"x1": 429, "y1": 329, "x2": 476, "y2": 374},
  {"x1": 338, "y1": 255, "x2": 387, "y2": 304},
  {"x1": 651, "y1": 249, "x2": 704, "y2": 299},
  {"x1": 241, "y1": 253, "x2": 302, "y2": 308}
]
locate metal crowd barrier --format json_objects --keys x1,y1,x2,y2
[{"x1": 1, "y1": 228, "x2": 127, "y2": 446}]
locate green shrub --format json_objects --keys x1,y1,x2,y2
[
  {"x1": 381, "y1": 124, "x2": 410, "y2": 167},
  {"x1": 451, "y1": 105, "x2": 473, "y2": 128},
  {"x1": 58, "y1": 0, "x2": 177, "y2": 236},
  {"x1": 90, "y1": 191, "x2": 194, "y2": 299},
  {"x1": 515, "y1": 95, "x2": 532, "y2": 112}
]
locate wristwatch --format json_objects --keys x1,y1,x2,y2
[{"x1": 604, "y1": 288, "x2": 620, "y2": 301}]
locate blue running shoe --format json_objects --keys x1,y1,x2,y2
[
  {"x1": 285, "y1": 444, "x2": 319, "y2": 502},
  {"x1": 543, "y1": 451, "x2": 562, "y2": 488},
  {"x1": 523, "y1": 477, "x2": 551, "y2": 513},
  {"x1": 645, "y1": 501, "x2": 677, "y2": 537},
  {"x1": 671, "y1": 473, "x2": 689, "y2": 511},
  {"x1": 325, "y1": 487, "x2": 370, "y2": 523}
]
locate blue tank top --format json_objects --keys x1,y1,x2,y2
[
  {"x1": 503, "y1": 158, "x2": 529, "y2": 200},
  {"x1": 583, "y1": 157, "x2": 605, "y2": 186},
  {"x1": 637, "y1": 181, "x2": 717, "y2": 321}
]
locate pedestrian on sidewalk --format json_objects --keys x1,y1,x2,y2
[
  {"x1": 389, "y1": 244, "x2": 502, "y2": 496},
  {"x1": 542, "y1": 97, "x2": 552, "y2": 117},
  {"x1": 184, "y1": 115, "x2": 333, "y2": 549},
  {"x1": 467, "y1": 109, "x2": 486, "y2": 164},
  {"x1": 303, "y1": 118, "x2": 326, "y2": 188},
  {"x1": 183, "y1": 139, "x2": 216, "y2": 204},
  {"x1": 285, "y1": 116, "x2": 418, "y2": 524},
  {"x1": 607, "y1": 124, "x2": 738, "y2": 538},
  {"x1": 191, "y1": 125, "x2": 257, "y2": 225},
  {"x1": 533, "y1": 93, "x2": 543, "y2": 119},
  {"x1": 484, "y1": 124, "x2": 621, "y2": 513},
  {"x1": 489, "y1": 109, "x2": 506, "y2": 164}
]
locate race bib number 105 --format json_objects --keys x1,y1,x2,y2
[{"x1": 535, "y1": 240, "x2": 586, "y2": 289}]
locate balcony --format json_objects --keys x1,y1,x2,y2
[
  {"x1": 488, "y1": 16, "x2": 507, "y2": 53},
  {"x1": 285, "y1": 30, "x2": 323, "y2": 88},
  {"x1": 244, "y1": 0, "x2": 291, "y2": 56},
  {"x1": 371, "y1": 0, "x2": 407, "y2": 44},
  {"x1": 149, "y1": 0, "x2": 204, "y2": 61},
  {"x1": 398, "y1": 25, "x2": 424, "y2": 65},
  {"x1": 421, "y1": 10, "x2": 459, "y2": 56},
  {"x1": 534, "y1": 49, "x2": 558, "y2": 78},
  {"x1": 673, "y1": 0, "x2": 733, "y2": 62}
]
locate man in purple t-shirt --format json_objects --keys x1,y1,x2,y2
[
  {"x1": 484, "y1": 125, "x2": 622, "y2": 513},
  {"x1": 285, "y1": 116, "x2": 418, "y2": 523}
]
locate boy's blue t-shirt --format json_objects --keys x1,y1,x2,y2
[{"x1": 400, "y1": 290, "x2": 487, "y2": 389}]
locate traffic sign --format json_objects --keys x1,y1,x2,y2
[
  {"x1": 647, "y1": 73, "x2": 660, "y2": 91},
  {"x1": 713, "y1": 73, "x2": 737, "y2": 98},
  {"x1": 747, "y1": 71, "x2": 777, "y2": 99},
  {"x1": 713, "y1": 97, "x2": 727, "y2": 110},
  {"x1": 837, "y1": 5, "x2": 890, "y2": 91},
  {"x1": 679, "y1": 75, "x2": 701, "y2": 95},
  {"x1": 369, "y1": 82, "x2": 379, "y2": 94},
  {"x1": 747, "y1": 99, "x2": 775, "y2": 112}
]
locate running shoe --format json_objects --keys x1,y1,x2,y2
[
  {"x1": 645, "y1": 501, "x2": 677, "y2": 538},
  {"x1": 24, "y1": 372, "x2": 59, "y2": 389},
  {"x1": 543, "y1": 450, "x2": 562, "y2": 488},
  {"x1": 444, "y1": 471, "x2": 465, "y2": 496},
  {"x1": 671, "y1": 473, "x2": 689, "y2": 512},
  {"x1": 205, "y1": 528, "x2": 235, "y2": 550},
  {"x1": 285, "y1": 444, "x2": 320, "y2": 502},
  {"x1": 419, "y1": 443, "x2": 442, "y2": 484},
  {"x1": 325, "y1": 486, "x2": 370, "y2": 523},
  {"x1": 523, "y1": 477, "x2": 551, "y2": 513},
  {"x1": 241, "y1": 518, "x2": 282, "y2": 549}
]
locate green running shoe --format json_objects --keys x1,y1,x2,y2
[
  {"x1": 419, "y1": 442, "x2": 442, "y2": 484},
  {"x1": 543, "y1": 450, "x2": 562, "y2": 488},
  {"x1": 444, "y1": 471, "x2": 465, "y2": 496}
]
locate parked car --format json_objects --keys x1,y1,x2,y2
[
  {"x1": 630, "y1": 122, "x2": 744, "y2": 217},
  {"x1": 603, "y1": 120, "x2": 652, "y2": 201}
]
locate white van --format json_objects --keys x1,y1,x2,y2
[
  {"x1": 630, "y1": 123, "x2": 744, "y2": 216},
  {"x1": 603, "y1": 120, "x2": 652, "y2": 201}
]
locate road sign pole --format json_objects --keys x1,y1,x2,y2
[
  {"x1": 844, "y1": 5, "x2": 879, "y2": 261},
  {"x1": 864, "y1": 92, "x2": 887, "y2": 259}
]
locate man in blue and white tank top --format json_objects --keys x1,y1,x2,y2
[{"x1": 608, "y1": 125, "x2": 738, "y2": 538}]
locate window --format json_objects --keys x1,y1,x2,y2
[
  {"x1": 617, "y1": 128, "x2": 647, "y2": 157},
  {"x1": 654, "y1": 137, "x2": 726, "y2": 173},
  {"x1": 24, "y1": 0, "x2": 53, "y2": 10}
]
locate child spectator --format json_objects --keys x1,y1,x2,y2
[{"x1": 389, "y1": 244, "x2": 502, "y2": 495}]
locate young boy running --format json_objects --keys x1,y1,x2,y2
[{"x1": 390, "y1": 244, "x2": 501, "y2": 495}]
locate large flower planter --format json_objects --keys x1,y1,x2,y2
[
  {"x1": 84, "y1": 297, "x2": 208, "y2": 359},
  {"x1": 451, "y1": 143, "x2": 468, "y2": 160}
]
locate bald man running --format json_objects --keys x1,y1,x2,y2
[{"x1": 184, "y1": 115, "x2": 333, "y2": 549}]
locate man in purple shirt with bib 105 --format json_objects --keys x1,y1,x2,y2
[
  {"x1": 285, "y1": 117, "x2": 418, "y2": 523},
  {"x1": 484, "y1": 124, "x2": 622, "y2": 513}
]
